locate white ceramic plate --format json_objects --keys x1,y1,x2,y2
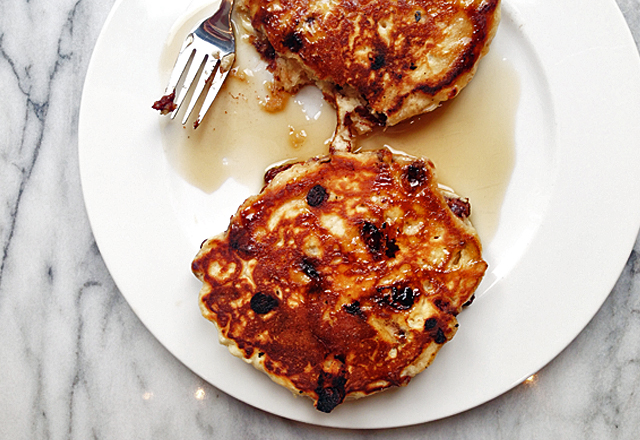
[{"x1": 79, "y1": 0, "x2": 640, "y2": 428}]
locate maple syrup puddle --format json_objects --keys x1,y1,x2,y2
[{"x1": 158, "y1": 16, "x2": 519, "y2": 242}]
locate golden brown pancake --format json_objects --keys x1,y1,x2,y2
[
  {"x1": 192, "y1": 149, "x2": 487, "y2": 412},
  {"x1": 237, "y1": 0, "x2": 501, "y2": 151}
]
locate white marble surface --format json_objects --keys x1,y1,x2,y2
[{"x1": 1, "y1": 0, "x2": 640, "y2": 438}]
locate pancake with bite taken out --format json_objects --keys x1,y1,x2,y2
[{"x1": 237, "y1": 0, "x2": 501, "y2": 151}]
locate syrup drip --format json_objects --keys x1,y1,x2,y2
[{"x1": 158, "y1": 14, "x2": 519, "y2": 241}]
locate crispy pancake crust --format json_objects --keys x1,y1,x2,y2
[
  {"x1": 192, "y1": 149, "x2": 487, "y2": 412},
  {"x1": 238, "y1": 0, "x2": 500, "y2": 150}
]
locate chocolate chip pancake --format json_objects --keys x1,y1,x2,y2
[
  {"x1": 192, "y1": 149, "x2": 487, "y2": 412},
  {"x1": 237, "y1": 0, "x2": 501, "y2": 150}
]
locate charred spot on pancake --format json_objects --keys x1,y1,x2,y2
[
  {"x1": 250, "y1": 292, "x2": 279, "y2": 314},
  {"x1": 306, "y1": 184, "x2": 328, "y2": 207},
  {"x1": 283, "y1": 32, "x2": 304, "y2": 52}
]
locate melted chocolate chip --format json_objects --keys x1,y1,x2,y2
[
  {"x1": 301, "y1": 258, "x2": 321, "y2": 281},
  {"x1": 306, "y1": 184, "x2": 328, "y2": 207},
  {"x1": 376, "y1": 286, "x2": 419, "y2": 310},
  {"x1": 250, "y1": 292, "x2": 279, "y2": 314},
  {"x1": 361, "y1": 222, "x2": 383, "y2": 253},
  {"x1": 424, "y1": 318, "x2": 447, "y2": 344},
  {"x1": 361, "y1": 222, "x2": 400, "y2": 258},
  {"x1": 253, "y1": 38, "x2": 275, "y2": 60},
  {"x1": 228, "y1": 224, "x2": 258, "y2": 257},
  {"x1": 434, "y1": 298, "x2": 450, "y2": 312},
  {"x1": 424, "y1": 318, "x2": 438, "y2": 330},
  {"x1": 316, "y1": 387, "x2": 344, "y2": 413},
  {"x1": 283, "y1": 32, "x2": 304, "y2": 52},
  {"x1": 391, "y1": 287, "x2": 416, "y2": 310},
  {"x1": 434, "y1": 328, "x2": 447, "y2": 344},
  {"x1": 447, "y1": 197, "x2": 471, "y2": 219},
  {"x1": 385, "y1": 238, "x2": 400, "y2": 258},
  {"x1": 404, "y1": 162, "x2": 428, "y2": 188},
  {"x1": 315, "y1": 373, "x2": 347, "y2": 413},
  {"x1": 354, "y1": 106, "x2": 387, "y2": 126},
  {"x1": 343, "y1": 301, "x2": 363, "y2": 317},
  {"x1": 371, "y1": 53, "x2": 385, "y2": 70}
]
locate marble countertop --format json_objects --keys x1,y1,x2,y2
[{"x1": 2, "y1": 0, "x2": 640, "y2": 438}]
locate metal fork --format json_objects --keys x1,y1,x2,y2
[{"x1": 162, "y1": 0, "x2": 235, "y2": 128}]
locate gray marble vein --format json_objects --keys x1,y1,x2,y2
[{"x1": 1, "y1": 0, "x2": 640, "y2": 438}]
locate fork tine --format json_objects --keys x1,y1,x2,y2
[
  {"x1": 164, "y1": 35, "x2": 195, "y2": 96},
  {"x1": 156, "y1": 0, "x2": 236, "y2": 126},
  {"x1": 170, "y1": 50, "x2": 208, "y2": 119},
  {"x1": 181, "y1": 55, "x2": 220, "y2": 125},
  {"x1": 192, "y1": 57, "x2": 233, "y2": 128}
]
